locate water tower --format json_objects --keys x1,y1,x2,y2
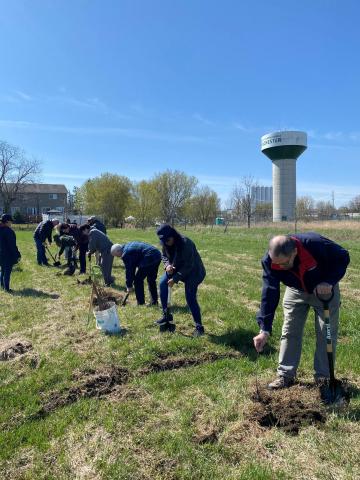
[{"x1": 261, "y1": 131, "x2": 307, "y2": 222}]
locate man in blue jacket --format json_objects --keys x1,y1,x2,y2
[
  {"x1": 0, "y1": 214, "x2": 21, "y2": 292},
  {"x1": 111, "y1": 242, "x2": 161, "y2": 305},
  {"x1": 33, "y1": 218, "x2": 59, "y2": 266},
  {"x1": 253, "y1": 233, "x2": 350, "y2": 389}
]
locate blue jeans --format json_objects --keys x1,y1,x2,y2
[
  {"x1": 0, "y1": 264, "x2": 13, "y2": 291},
  {"x1": 35, "y1": 238, "x2": 48, "y2": 265},
  {"x1": 159, "y1": 273, "x2": 202, "y2": 327}
]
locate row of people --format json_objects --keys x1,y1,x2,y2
[{"x1": 0, "y1": 213, "x2": 351, "y2": 388}]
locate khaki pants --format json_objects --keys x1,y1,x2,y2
[{"x1": 278, "y1": 284, "x2": 340, "y2": 379}]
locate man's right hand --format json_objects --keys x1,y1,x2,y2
[
  {"x1": 253, "y1": 331, "x2": 269, "y2": 352},
  {"x1": 166, "y1": 265, "x2": 175, "y2": 274}
]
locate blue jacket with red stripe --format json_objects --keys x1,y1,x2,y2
[{"x1": 256, "y1": 232, "x2": 350, "y2": 333}]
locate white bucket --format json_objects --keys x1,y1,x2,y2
[{"x1": 93, "y1": 301, "x2": 121, "y2": 334}]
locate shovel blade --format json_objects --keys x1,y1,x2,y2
[{"x1": 319, "y1": 379, "x2": 350, "y2": 405}]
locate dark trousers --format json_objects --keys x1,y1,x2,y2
[
  {"x1": 78, "y1": 243, "x2": 88, "y2": 273},
  {"x1": 134, "y1": 261, "x2": 160, "y2": 305},
  {"x1": 35, "y1": 238, "x2": 48, "y2": 265},
  {"x1": 159, "y1": 273, "x2": 202, "y2": 327},
  {"x1": 0, "y1": 264, "x2": 13, "y2": 291}
]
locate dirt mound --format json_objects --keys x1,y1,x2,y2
[
  {"x1": 0, "y1": 340, "x2": 33, "y2": 361},
  {"x1": 36, "y1": 366, "x2": 130, "y2": 417},
  {"x1": 77, "y1": 277, "x2": 92, "y2": 285},
  {"x1": 92, "y1": 288, "x2": 124, "y2": 307},
  {"x1": 193, "y1": 427, "x2": 219, "y2": 444},
  {"x1": 141, "y1": 351, "x2": 241, "y2": 374},
  {"x1": 248, "y1": 384, "x2": 326, "y2": 435}
]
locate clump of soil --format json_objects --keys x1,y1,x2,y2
[
  {"x1": 92, "y1": 288, "x2": 124, "y2": 307},
  {"x1": 36, "y1": 366, "x2": 130, "y2": 417},
  {"x1": 0, "y1": 340, "x2": 33, "y2": 361},
  {"x1": 140, "y1": 351, "x2": 241, "y2": 374},
  {"x1": 248, "y1": 384, "x2": 326, "y2": 435},
  {"x1": 193, "y1": 427, "x2": 219, "y2": 444},
  {"x1": 77, "y1": 277, "x2": 92, "y2": 285}
]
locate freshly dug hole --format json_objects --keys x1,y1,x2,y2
[
  {"x1": 248, "y1": 384, "x2": 326, "y2": 435},
  {"x1": 0, "y1": 339, "x2": 33, "y2": 361},
  {"x1": 140, "y1": 351, "x2": 241, "y2": 374},
  {"x1": 35, "y1": 366, "x2": 130, "y2": 417}
]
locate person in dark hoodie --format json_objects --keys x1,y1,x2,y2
[
  {"x1": 111, "y1": 242, "x2": 161, "y2": 305},
  {"x1": 0, "y1": 214, "x2": 21, "y2": 292},
  {"x1": 33, "y1": 218, "x2": 59, "y2": 266},
  {"x1": 58, "y1": 222, "x2": 88, "y2": 273},
  {"x1": 253, "y1": 233, "x2": 350, "y2": 389},
  {"x1": 156, "y1": 224, "x2": 206, "y2": 336}
]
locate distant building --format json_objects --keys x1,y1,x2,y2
[
  {"x1": 251, "y1": 186, "x2": 273, "y2": 207},
  {"x1": 0, "y1": 183, "x2": 68, "y2": 216}
]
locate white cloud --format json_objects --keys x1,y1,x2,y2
[
  {"x1": 0, "y1": 119, "x2": 209, "y2": 143},
  {"x1": 193, "y1": 113, "x2": 215, "y2": 126}
]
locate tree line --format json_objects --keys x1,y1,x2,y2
[{"x1": 72, "y1": 171, "x2": 221, "y2": 228}]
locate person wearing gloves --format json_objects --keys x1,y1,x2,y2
[
  {"x1": 33, "y1": 218, "x2": 59, "y2": 266},
  {"x1": 0, "y1": 214, "x2": 21, "y2": 292},
  {"x1": 156, "y1": 224, "x2": 206, "y2": 336},
  {"x1": 111, "y1": 242, "x2": 161, "y2": 305},
  {"x1": 253, "y1": 233, "x2": 350, "y2": 389},
  {"x1": 79, "y1": 224, "x2": 114, "y2": 286}
]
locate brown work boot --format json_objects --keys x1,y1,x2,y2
[{"x1": 267, "y1": 376, "x2": 295, "y2": 390}]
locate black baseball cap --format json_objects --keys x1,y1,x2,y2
[{"x1": 1, "y1": 214, "x2": 13, "y2": 223}]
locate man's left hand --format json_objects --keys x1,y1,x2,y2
[
  {"x1": 315, "y1": 282, "x2": 332, "y2": 296},
  {"x1": 168, "y1": 278, "x2": 175, "y2": 287}
]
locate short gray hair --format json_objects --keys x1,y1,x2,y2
[
  {"x1": 111, "y1": 243, "x2": 124, "y2": 256},
  {"x1": 269, "y1": 235, "x2": 296, "y2": 257}
]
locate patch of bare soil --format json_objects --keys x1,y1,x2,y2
[
  {"x1": 248, "y1": 384, "x2": 326, "y2": 435},
  {"x1": 193, "y1": 426, "x2": 219, "y2": 444},
  {"x1": 140, "y1": 351, "x2": 241, "y2": 374},
  {"x1": 35, "y1": 366, "x2": 130, "y2": 417},
  {"x1": 92, "y1": 288, "x2": 124, "y2": 307},
  {"x1": 0, "y1": 339, "x2": 33, "y2": 361}
]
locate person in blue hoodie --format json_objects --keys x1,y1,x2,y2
[
  {"x1": 0, "y1": 214, "x2": 21, "y2": 292},
  {"x1": 111, "y1": 241, "x2": 161, "y2": 305},
  {"x1": 253, "y1": 233, "x2": 350, "y2": 389},
  {"x1": 156, "y1": 224, "x2": 206, "y2": 337}
]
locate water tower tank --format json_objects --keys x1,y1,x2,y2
[{"x1": 261, "y1": 131, "x2": 307, "y2": 222}]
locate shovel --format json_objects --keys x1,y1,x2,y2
[
  {"x1": 45, "y1": 245, "x2": 61, "y2": 267},
  {"x1": 316, "y1": 289, "x2": 347, "y2": 405}
]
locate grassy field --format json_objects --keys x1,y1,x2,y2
[{"x1": 1, "y1": 223, "x2": 360, "y2": 479}]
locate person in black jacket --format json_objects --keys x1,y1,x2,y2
[
  {"x1": 87, "y1": 216, "x2": 106, "y2": 234},
  {"x1": 33, "y1": 218, "x2": 59, "y2": 266},
  {"x1": 156, "y1": 224, "x2": 206, "y2": 336},
  {"x1": 0, "y1": 214, "x2": 21, "y2": 292},
  {"x1": 253, "y1": 233, "x2": 350, "y2": 389}
]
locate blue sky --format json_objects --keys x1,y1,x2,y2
[{"x1": 1, "y1": 0, "x2": 360, "y2": 206}]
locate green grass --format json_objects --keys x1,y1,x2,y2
[{"x1": 1, "y1": 224, "x2": 360, "y2": 479}]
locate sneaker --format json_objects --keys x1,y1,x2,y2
[
  {"x1": 155, "y1": 311, "x2": 174, "y2": 326},
  {"x1": 267, "y1": 376, "x2": 295, "y2": 390},
  {"x1": 193, "y1": 326, "x2": 205, "y2": 337}
]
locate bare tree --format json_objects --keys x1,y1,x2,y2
[
  {"x1": 153, "y1": 170, "x2": 198, "y2": 225},
  {"x1": 230, "y1": 176, "x2": 258, "y2": 228},
  {"x1": 0, "y1": 141, "x2": 41, "y2": 212},
  {"x1": 316, "y1": 200, "x2": 336, "y2": 220},
  {"x1": 296, "y1": 196, "x2": 315, "y2": 222},
  {"x1": 348, "y1": 195, "x2": 360, "y2": 213}
]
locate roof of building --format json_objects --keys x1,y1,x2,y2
[{"x1": 8, "y1": 183, "x2": 68, "y2": 194}]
